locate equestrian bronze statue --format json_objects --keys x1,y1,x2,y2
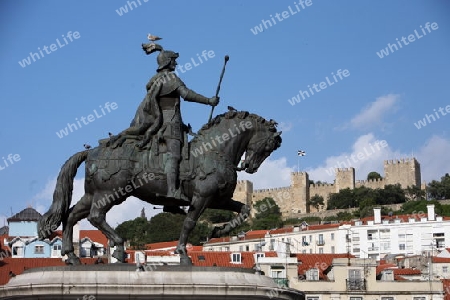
[{"x1": 38, "y1": 39, "x2": 282, "y2": 266}]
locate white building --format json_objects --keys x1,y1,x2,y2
[
  {"x1": 338, "y1": 205, "x2": 450, "y2": 261},
  {"x1": 204, "y1": 205, "x2": 450, "y2": 263}
]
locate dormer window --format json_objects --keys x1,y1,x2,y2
[
  {"x1": 306, "y1": 268, "x2": 319, "y2": 281},
  {"x1": 231, "y1": 253, "x2": 241, "y2": 263}
]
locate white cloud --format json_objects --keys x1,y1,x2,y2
[
  {"x1": 307, "y1": 133, "x2": 396, "y2": 182},
  {"x1": 34, "y1": 177, "x2": 158, "y2": 230},
  {"x1": 239, "y1": 134, "x2": 450, "y2": 187},
  {"x1": 340, "y1": 94, "x2": 400, "y2": 130},
  {"x1": 238, "y1": 157, "x2": 293, "y2": 189},
  {"x1": 415, "y1": 135, "x2": 450, "y2": 183}
]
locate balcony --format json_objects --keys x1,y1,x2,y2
[
  {"x1": 367, "y1": 247, "x2": 379, "y2": 251},
  {"x1": 316, "y1": 240, "x2": 325, "y2": 246},
  {"x1": 273, "y1": 278, "x2": 289, "y2": 288},
  {"x1": 346, "y1": 279, "x2": 366, "y2": 291}
]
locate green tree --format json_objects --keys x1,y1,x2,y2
[
  {"x1": 147, "y1": 213, "x2": 211, "y2": 245},
  {"x1": 427, "y1": 173, "x2": 450, "y2": 200},
  {"x1": 252, "y1": 198, "x2": 283, "y2": 229},
  {"x1": 307, "y1": 194, "x2": 325, "y2": 210},
  {"x1": 367, "y1": 171, "x2": 382, "y2": 181},
  {"x1": 405, "y1": 185, "x2": 426, "y2": 201},
  {"x1": 327, "y1": 188, "x2": 356, "y2": 209},
  {"x1": 115, "y1": 217, "x2": 151, "y2": 249}
]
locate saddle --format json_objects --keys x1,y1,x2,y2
[{"x1": 96, "y1": 130, "x2": 193, "y2": 183}]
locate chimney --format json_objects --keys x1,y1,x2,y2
[
  {"x1": 374, "y1": 207, "x2": 381, "y2": 224},
  {"x1": 427, "y1": 204, "x2": 435, "y2": 221}
]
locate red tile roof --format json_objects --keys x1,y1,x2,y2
[
  {"x1": 0, "y1": 257, "x2": 106, "y2": 285},
  {"x1": 376, "y1": 263, "x2": 397, "y2": 274},
  {"x1": 393, "y1": 268, "x2": 422, "y2": 275},
  {"x1": 205, "y1": 237, "x2": 230, "y2": 244},
  {"x1": 145, "y1": 241, "x2": 179, "y2": 250},
  {"x1": 306, "y1": 224, "x2": 340, "y2": 231},
  {"x1": 296, "y1": 253, "x2": 353, "y2": 279},
  {"x1": 244, "y1": 230, "x2": 268, "y2": 239},
  {"x1": 189, "y1": 251, "x2": 277, "y2": 268},
  {"x1": 80, "y1": 230, "x2": 108, "y2": 246},
  {"x1": 269, "y1": 227, "x2": 294, "y2": 235},
  {"x1": 433, "y1": 257, "x2": 450, "y2": 263}
]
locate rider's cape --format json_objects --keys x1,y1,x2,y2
[{"x1": 130, "y1": 71, "x2": 186, "y2": 138}]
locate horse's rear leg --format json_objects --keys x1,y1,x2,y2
[
  {"x1": 62, "y1": 194, "x2": 92, "y2": 265},
  {"x1": 209, "y1": 198, "x2": 251, "y2": 238},
  {"x1": 88, "y1": 194, "x2": 126, "y2": 263},
  {"x1": 175, "y1": 194, "x2": 212, "y2": 265}
]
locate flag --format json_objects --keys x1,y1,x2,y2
[{"x1": 298, "y1": 150, "x2": 306, "y2": 156}]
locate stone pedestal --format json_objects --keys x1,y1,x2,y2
[{"x1": 0, "y1": 265, "x2": 304, "y2": 299}]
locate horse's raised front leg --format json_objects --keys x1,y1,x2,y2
[
  {"x1": 88, "y1": 193, "x2": 126, "y2": 263},
  {"x1": 175, "y1": 193, "x2": 212, "y2": 265},
  {"x1": 209, "y1": 198, "x2": 251, "y2": 238},
  {"x1": 62, "y1": 195, "x2": 91, "y2": 265}
]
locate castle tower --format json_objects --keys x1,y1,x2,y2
[
  {"x1": 233, "y1": 180, "x2": 254, "y2": 207},
  {"x1": 335, "y1": 167, "x2": 355, "y2": 192},
  {"x1": 384, "y1": 158, "x2": 421, "y2": 188},
  {"x1": 291, "y1": 172, "x2": 309, "y2": 213}
]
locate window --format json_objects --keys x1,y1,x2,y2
[
  {"x1": 12, "y1": 246, "x2": 23, "y2": 256},
  {"x1": 231, "y1": 253, "x2": 241, "y2": 263},
  {"x1": 317, "y1": 234, "x2": 324, "y2": 245},
  {"x1": 443, "y1": 266, "x2": 448, "y2": 273},
  {"x1": 413, "y1": 298, "x2": 426, "y2": 300},
  {"x1": 245, "y1": 245, "x2": 249, "y2": 251},
  {"x1": 307, "y1": 297, "x2": 319, "y2": 300},
  {"x1": 52, "y1": 244, "x2": 61, "y2": 257},
  {"x1": 331, "y1": 246, "x2": 335, "y2": 253},
  {"x1": 331, "y1": 233, "x2": 334, "y2": 240},
  {"x1": 381, "y1": 297, "x2": 394, "y2": 300},
  {"x1": 319, "y1": 248, "x2": 323, "y2": 254},
  {"x1": 306, "y1": 268, "x2": 319, "y2": 280},
  {"x1": 35, "y1": 245, "x2": 44, "y2": 254},
  {"x1": 399, "y1": 243, "x2": 405, "y2": 250},
  {"x1": 302, "y1": 236, "x2": 309, "y2": 246},
  {"x1": 198, "y1": 255, "x2": 205, "y2": 261},
  {"x1": 302, "y1": 250, "x2": 306, "y2": 254},
  {"x1": 349, "y1": 298, "x2": 362, "y2": 300},
  {"x1": 239, "y1": 246, "x2": 243, "y2": 251},
  {"x1": 255, "y1": 253, "x2": 265, "y2": 262}
]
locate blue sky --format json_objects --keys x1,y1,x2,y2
[{"x1": 1, "y1": 1, "x2": 449, "y2": 227}]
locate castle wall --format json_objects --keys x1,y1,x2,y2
[
  {"x1": 233, "y1": 158, "x2": 421, "y2": 220},
  {"x1": 309, "y1": 184, "x2": 335, "y2": 212},
  {"x1": 355, "y1": 178, "x2": 385, "y2": 189}
]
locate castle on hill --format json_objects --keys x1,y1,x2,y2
[{"x1": 232, "y1": 157, "x2": 423, "y2": 219}]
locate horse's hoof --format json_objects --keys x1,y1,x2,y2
[
  {"x1": 180, "y1": 255, "x2": 193, "y2": 266},
  {"x1": 112, "y1": 249, "x2": 126, "y2": 263},
  {"x1": 65, "y1": 256, "x2": 81, "y2": 265}
]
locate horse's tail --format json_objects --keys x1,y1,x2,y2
[{"x1": 38, "y1": 150, "x2": 89, "y2": 239}]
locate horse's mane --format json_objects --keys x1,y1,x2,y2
[{"x1": 190, "y1": 110, "x2": 278, "y2": 145}]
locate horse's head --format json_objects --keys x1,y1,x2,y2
[{"x1": 241, "y1": 120, "x2": 282, "y2": 173}]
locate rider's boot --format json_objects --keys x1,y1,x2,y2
[{"x1": 166, "y1": 160, "x2": 188, "y2": 201}]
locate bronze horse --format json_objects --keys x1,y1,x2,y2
[{"x1": 38, "y1": 110, "x2": 281, "y2": 265}]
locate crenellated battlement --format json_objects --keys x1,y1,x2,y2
[
  {"x1": 291, "y1": 171, "x2": 308, "y2": 176},
  {"x1": 384, "y1": 158, "x2": 418, "y2": 165},
  {"x1": 336, "y1": 168, "x2": 354, "y2": 172},
  {"x1": 356, "y1": 178, "x2": 384, "y2": 184},
  {"x1": 311, "y1": 183, "x2": 334, "y2": 188},
  {"x1": 254, "y1": 186, "x2": 291, "y2": 193}
]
